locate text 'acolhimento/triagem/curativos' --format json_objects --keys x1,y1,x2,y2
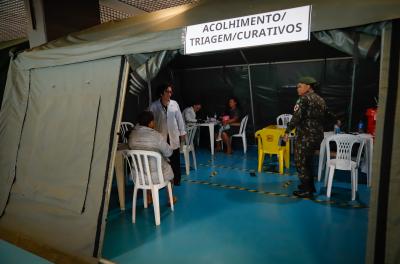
[{"x1": 184, "y1": 5, "x2": 312, "y2": 54}]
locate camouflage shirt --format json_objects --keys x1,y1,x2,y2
[{"x1": 285, "y1": 91, "x2": 326, "y2": 145}]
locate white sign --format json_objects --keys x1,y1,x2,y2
[{"x1": 184, "y1": 5, "x2": 311, "y2": 54}]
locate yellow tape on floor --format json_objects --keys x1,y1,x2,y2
[
  {"x1": 199, "y1": 163, "x2": 293, "y2": 176},
  {"x1": 181, "y1": 177, "x2": 368, "y2": 209}
]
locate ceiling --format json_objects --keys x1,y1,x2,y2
[{"x1": 0, "y1": 0, "x2": 199, "y2": 42}]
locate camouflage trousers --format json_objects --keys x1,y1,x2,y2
[{"x1": 294, "y1": 139, "x2": 319, "y2": 191}]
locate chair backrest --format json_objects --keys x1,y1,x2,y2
[
  {"x1": 276, "y1": 114, "x2": 293, "y2": 128},
  {"x1": 255, "y1": 127, "x2": 285, "y2": 154},
  {"x1": 125, "y1": 150, "x2": 164, "y2": 188},
  {"x1": 238, "y1": 115, "x2": 249, "y2": 135},
  {"x1": 326, "y1": 134, "x2": 365, "y2": 170},
  {"x1": 120, "y1": 122, "x2": 134, "y2": 143},
  {"x1": 185, "y1": 126, "x2": 198, "y2": 146}
]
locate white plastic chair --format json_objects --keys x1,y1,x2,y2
[
  {"x1": 325, "y1": 134, "x2": 365, "y2": 201},
  {"x1": 357, "y1": 133, "x2": 374, "y2": 187},
  {"x1": 120, "y1": 122, "x2": 134, "y2": 143},
  {"x1": 230, "y1": 115, "x2": 249, "y2": 154},
  {"x1": 180, "y1": 126, "x2": 198, "y2": 175},
  {"x1": 125, "y1": 150, "x2": 174, "y2": 226},
  {"x1": 276, "y1": 114, "x2": 292, "y2": 128},
  {"x1": 120, "y1": 122, "x2": 134, "y2": 183},
  {"x1": 317, "y1": 131, "x2": 335, "y2": 182}
]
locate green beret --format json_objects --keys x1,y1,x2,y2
[{"x1": 298, "y1": 76, "x2": 317, "y2": 85}]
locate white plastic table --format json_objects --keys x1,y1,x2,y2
[{"x1": 196, "y1": 121, "x2": 219, "y2": 155}]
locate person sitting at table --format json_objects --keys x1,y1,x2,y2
[
  {"x1": 216, "y1": 96, "x2": 241, "y2": 154},
  {"x1": 129, "y1": 110, "x2": 176, "y2": 203},
  {"x1": 183, "y1": 101, "x2": 202, "y2": 126}
]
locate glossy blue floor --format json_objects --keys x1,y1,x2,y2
[{"x1": 103, "y1": 145, "x2": 370, "y2": 264}]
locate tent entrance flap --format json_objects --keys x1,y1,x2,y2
[{"x1": 0, "y1": 55, "x2": 127, "y2": 259}]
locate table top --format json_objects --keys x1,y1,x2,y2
[
  {"x1": 324, "y1": 132, "x2": 374, "y2": 139},
  {"x1": 196, "y1": 121, "x2": 219, "y2": 126}
]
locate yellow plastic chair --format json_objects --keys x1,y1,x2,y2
[{"x1": 255, "y1": 125, "x2": 290, "y2": 174}]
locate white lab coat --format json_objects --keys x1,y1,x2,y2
[{"x1": 149, "y1": 99, "x2": 186, "y2": 150}]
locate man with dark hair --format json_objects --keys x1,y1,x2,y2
[
  {"x1": 284, "y1": 76, "x2": 327, "y2": 198},
  {"x1": 149, "y1": 83, "x2": 186, "y2": 186},
  {"x1": 182, "y1": 101, "x2": 202, "y2": 125},
  {"x1": 136, "y1": 110, "x2": 154, "y2": 127}
]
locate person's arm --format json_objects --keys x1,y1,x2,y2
[
  {"x1": 224, "y1": 109, "x2": 240, "y2": 125},
  {"x1": 175, "y1": 103, "x2": 187, "y2": 140},
  {"x1": 158, "y1": 134, "x2": 173, "y2": 158},
  {"x1": 285, "y1": 97, "x2": 308, "y2": 135},
  {"x1": 227, "y1": 116, "x2": 240, "y2": 124}
]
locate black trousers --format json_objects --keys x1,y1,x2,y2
[{"x1": 170, "y1": 148, "x2": 181, "y2": 185}]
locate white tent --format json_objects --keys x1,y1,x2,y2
[{"x1": 0, "y1": 0, "x2": 399, "y2": 261}]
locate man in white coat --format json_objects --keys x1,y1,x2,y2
[{"x1": 149, "y1": 83, "x2": 186, "y2": 185}]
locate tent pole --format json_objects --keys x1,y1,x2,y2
[
  {"x1": 348, "y1": 61, "x2": 357, "y2": 131},
  {"x1": 145, "y1": 61, "x2": 152, "y2": 107},
  {"x1": 240, "y1": 49, "x2": 256, "y2": 137},
  {"x1": 180, "y1": 57, "x2": 352, "y2": 72},
  {"x1": 247, "y1": 65, "x2": 256, "y2": 137},
  {"x1": 349, "y1": 33, "x2": 360, "y2": 131}
]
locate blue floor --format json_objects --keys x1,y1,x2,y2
[
  {"x1": 0, "y1": 240, "x2": 51, "y2": 264},
  {"x1": 103, "y1": 146, "x2": 369, "y2": 264}
]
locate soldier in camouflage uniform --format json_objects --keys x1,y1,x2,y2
[{"x1": 284, "y1": 76, "x2": 327, "y2": 198}]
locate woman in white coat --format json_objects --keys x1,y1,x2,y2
[{"x1": 149, "y1": 83, "x2": 186, "y2": 185}]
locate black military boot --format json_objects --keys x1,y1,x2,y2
[
  {"x1": 293, "y1": 190, "x2": 314, "y2": 198},
  {"x1": 297, "y1": 184, "x2": 316, "y2": 193}
]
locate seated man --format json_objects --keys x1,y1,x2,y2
[
  {"x1": 128, "y1": 111, "x2": 176, "y2": 202},
  {"x1": 182, "y1": 102, "x2": 202, "y2": 126}
]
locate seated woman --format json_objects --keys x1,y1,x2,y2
[{"x1": 216, "y1": 96, "x2": 241, "y2": 154}]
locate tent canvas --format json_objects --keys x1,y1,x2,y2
[{"x1": 0, "y1": 0, "x2": 399, "y2": 261}]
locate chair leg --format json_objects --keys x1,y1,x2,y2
[
  {"x1": 151, "y1": 187, "x2": 160, "y2": 226},
  {"x1": 351, "y1": 168, "x2": 356, "y2": 201},
  {"x1": 284, "y1": 149, "x2": 290, "y2": 169},
  {"x1": 167, "y1": 182, "x2": 174, "y2": 211},
  {"x1": 317, "y1": 143, "x2": 325, "y2": 182},
  {"x1": 143, "y1": 189, "x2": 148, "y2": 208},
  {"x1": 278, "y1": 152, "x2": 284, "y2": 174},
  {"x1": 242, "y1": 136, "x2": 247, "y2": 154},
  {"x1": 191, "y1": 148, "x2": 197, "y2": 170},
  {"x1": 355, "y1": 169, "x2": 359, "y2": 192},
  {"x1": 326, "y1": 165, "x2": 335, "y2": 198},
  {"x1": 132, "y1": 186, "x2": 138, "y2": 223},
  {"x1": 184, "y1": 149, "x2": 190, "y2": 175},
  {"x1": 324, "y1": 163, "x2": 330, "y2": 187},
  {"x1": 258, "y1": 153, "x2": 265, "y2": 173}
]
